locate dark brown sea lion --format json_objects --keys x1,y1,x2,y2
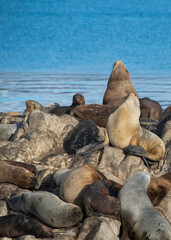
[
  {"x1": 71, "y1": 97, "x2": 126, "y2": 128},
  {"x1": 50, "y1": 93, "x2": 85, "y2": 116},
  {"x1": 0, "y1": 160, "x2": 37, "y2": 189},
  {"x1": 82, "y1": 179, "x2": 121, "y2": 219},
  {"x1": 103, "y1": 60, "x2": 138, "y2": 104},
  {"x1": 0, "y1": 214, "x2": 53, "y2": 238},
  {"x1": 139, "y1": 97, "x2": 163, "y2": 120},
  {"x1": 164, "y1": 105, "x2": 171, "y2": 115}
]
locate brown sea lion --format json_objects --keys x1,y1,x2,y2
[
  {"x1": 0, "y1": 214, "x2": 53, "y2": 238},
  {"x1": 139, "y1": 97, "x2": 163, "y2": 120},
  {"x1": 82, "y1": 179, "x2": 121, "y2": 219},
  {"x1": 164, "y1": 105, "x2": 171, "y2": 115},
  {"x1": 0, "y1": 160, "x2": 37, "y2": 189},
  {"x1": 71, "y1": 97, "x2": 126, "y2": 127},
  {"x1": 103, "y1": 60, "x2": 138, "y2": 104},
  {"x1": 147, "y1": 173, "x2": 171, "y2": 206},
  {"x1": 50, "y1": 93, "x2": 85, "y2": 116},
  {"x1": 83, "y1": 93, "x2": 165, "y2": 163}
]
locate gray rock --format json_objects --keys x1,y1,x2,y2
[
  {"x1": 77, "y1": 216, "x2": 121, "y2": 240},
  {"x1": 0, "y1": 124, "x2": 17, "y2": 141}
]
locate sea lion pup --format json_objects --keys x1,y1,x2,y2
[
  {"x1": 7, "y1": 191, "x2": 83, "y2": 228},
  {"x1": 70, "y1": 97, "x2": 126, "y2": 128},
  {"x1": 118, "y1": 172, "x2": 171, "y2": 240},
  {"x1": 103, "y1": 60, "x2": 138, "y2": 104},
  {"x1": 82, "y1": 179, "x2": 121, "y2": 219},
  {"x1": 0, "y1": 214, "x2": 53, "y2": 238},
  {"x1": 0, "y1": 160, "x2": 37, "y2": 189},
  {"x1": 83, "y1": 93, "x2": 165, "y2": 162},
  {"x1": 50, "y1": 93, "x2": 85, "y2": 116},
  {"x1": 139, "y1": 97, "x2": 163, "y2": 120}
]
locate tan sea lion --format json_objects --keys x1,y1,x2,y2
[
  {"x1": 118, "y1": 172, "x2": 171, "y2": 240},
  {"x1": 50, "y1": 93, "x2": 85, "y2": 116},
  {"x1": 7, "y1": 191, "x2": 83, "y2": 228},
  {"x1": 139, "y1": 97, "x2": 163, "y2": 120},
  {"x1": 0, "y1": 160, "x2": 37, "y2": 189},
  {"x1": 0, "y1": 214, "x2": 53, "y2": 238},
  {"x1": 6, "y1": 112, "x2": 24, "y2": 117},
  {"x1": 53, "y1": 164, "x2": 105, "y2": 206},
  {"x1": 103, "y1": 60, "x2": 138, "y2": 104},
  {"x1": 106, "y1": 93, "x2": 165, "y2": 161}
]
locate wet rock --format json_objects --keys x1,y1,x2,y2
[{"x1": 77, "y1": 216, "x2": 121, "y2": 240}]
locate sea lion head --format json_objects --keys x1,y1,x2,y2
[
  {"x1": 72, "y1": 93, "x2": 85, "y2": 107},
  {"x1": 111, "y1": 60, "x2": 130, "y2": 82}
]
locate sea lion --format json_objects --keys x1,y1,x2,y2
[
  {"x1": 103, "y1": 60, "x2": 138, "y2": 104},
  {"x1": 139, "y1": 97, "x2": 163, "y2": 120},
  {"x1": 118, "y1": 172, "x2": 171, "y2": 240},
  {"x1": 0, "y1": 160, "x2": 37, "y2": 189},
  {"x1": 24, "y1": 99, "x2": 60, "y2": 116},
  {"x1": 7, "y1": 191, "x2": 83, "y2": 228},
  {"x1": 164, "y1": 105, "x2": 171, "y2": 115},
  {"x1": 53, "y1": 165, "x2": 122, "y2": 209},
  {"x1": 53, "y1": 164, "x2": 170, "y2": 214},
  {"x1": 6, "y1": 112, "x2": 24, "y2": 117},
  {"x1": 0, "y1": 214, "x2": 53, "y2": 238},
  {"x1": 82, "y1": 179, "x2": 121, "y2": 219},
  {"x1": 70, "y1": 97, "x2": 126, "y2": 128},
  {"x1": 50, "y1": 93, "x2": 85, "y2": 116},
  {"x1": 53, "y1": 164, "x2": 105, "y2": 206},
  {"x1": 147, "y1": 172, "x2": 171, "y2": 206},
  {"x1": 83, "y1": 93, "x2": 165, "y2": 162},
  {"x1": 106, "y1": 93, "x2": 165, "y2": 161}
]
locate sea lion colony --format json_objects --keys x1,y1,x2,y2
[{"x1": 0, "y1": 60, "x2": 170, "y2": 239}]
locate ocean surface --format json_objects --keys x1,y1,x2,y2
[{"x1": 0, "y1": 0, "x2": 170, "y2": 113}]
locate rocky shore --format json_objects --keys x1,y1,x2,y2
[{"x1": 0, "y1": 101, "x2": 170, "y2": 239}]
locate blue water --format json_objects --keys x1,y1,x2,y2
[{"x1": 0, "y1": 0, "x2": 170, "y2": 113}]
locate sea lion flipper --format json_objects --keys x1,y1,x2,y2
[
  {"x1": 123, "y1": 145, "x2": 159, "y2": 167},
  {"x1": 80, "y1": 141, "x2": 106, "y2": 156}
]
